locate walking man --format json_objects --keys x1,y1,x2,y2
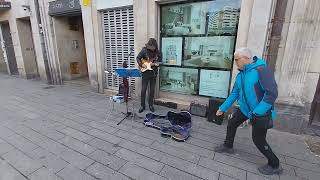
[{"x1": 215, "y1": 47, "x2": 283, "y2": 175}]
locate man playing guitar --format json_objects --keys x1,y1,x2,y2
[{"x1": 136, "y1": 38, "x2": 162, "y2": 113}]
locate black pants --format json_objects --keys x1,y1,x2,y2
[
  {"x1": 141, "y1": 72, "x2": 156, "y2": 107},
  {"x1": 224, "y1": 109, "x2": 280, "y2": 168}
]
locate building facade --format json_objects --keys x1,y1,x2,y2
[
  {"x1": 0, "y1": 0, "x2": 319, "y2": 134},
  {"x1": 0, "y1": 0, "x2": 49, "y2": 81}
]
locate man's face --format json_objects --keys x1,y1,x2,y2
[{"x1": 234, "y1": 54, "x2": 250, "y2": 70}]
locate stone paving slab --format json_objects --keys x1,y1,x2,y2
[
  {"x1": 88, "y1": 149, "x2": 127, "y2": 171},
  {"x1": 28, "y1": 167, "x2": 62, "y2": 180},
  {"x1": 3, "y1": 149, "x2": 43, "y2": 176},
  {"x1": 1, "y1": 74, "x2": 320, "y2": 180},
  {"x1": 0, "y1": 158, "x2": 27, "y2": 180}
]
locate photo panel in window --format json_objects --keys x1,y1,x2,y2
[
  {"x1": 199, "y1": 69, "x2": 230, "y2": 98},
  {"x1": 161, "y1": 2, "x2": 209, "y2": 36},
  {"x1": 183, "y1": 36, "x2": 235, "y2": 69},
  {"x1": 160, "y1": 67, "x2": 198, "y2": 95},
  {"x1": 161, "y1": 37, "x2": 183, "y2": 66},
  {"x1": 207, "y1": 0, "x2": 241, "y2": 36}
]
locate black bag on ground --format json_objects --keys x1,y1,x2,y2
[{"x1": 207, "y1": 98, "x2": 224, "y2": 125}]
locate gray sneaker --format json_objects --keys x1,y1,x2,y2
[
  {"x1": 214, "y1": 144, "x2": 234, "y2": 154},
  {"x1": 258, "y1": 164, "x2": 283, "y2": 175}
]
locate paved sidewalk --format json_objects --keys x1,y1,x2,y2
[{"x1": 0, "y1": 74, "x2": 320, "y2": 180}]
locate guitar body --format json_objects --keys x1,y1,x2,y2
[
  {"x1": 139, "y1": 57, "x2": 163, "y2": 73},
  {"x1": 139, "y1": 58, "x2": 153, "y2": 72}
]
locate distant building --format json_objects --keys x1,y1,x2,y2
[{"x1": 208, "y1": 6, "x2": 240, "y2": 35}]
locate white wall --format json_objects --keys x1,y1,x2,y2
[
  {"x1": 12, "y1": 0, "x2": 31, "y2": 19},
  {"x1": 97, "y1": 0, "x2": 133, "y2": 10}
]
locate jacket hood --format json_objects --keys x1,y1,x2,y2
[{"x1": 243, "y1": 56, "x2": 267, "y2": 72}]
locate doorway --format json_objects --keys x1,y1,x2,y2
[
  {"x1": 0, "y1": 22, "x2": 18, "y2": 75},
  {"x1": 52, "y1": 15, "x2": 88, "y2": 83}
]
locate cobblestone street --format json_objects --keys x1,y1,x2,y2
[{"x1": 0, "y1": 74, "x2": 320, "y2": 180}]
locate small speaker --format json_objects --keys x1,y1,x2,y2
[{"x1": 208, "y1": 98, "x2": 225, "y2": 125}]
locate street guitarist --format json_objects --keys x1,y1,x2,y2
[{"x1": 136, "y1": 38, "x2": 162, "y2": 113}]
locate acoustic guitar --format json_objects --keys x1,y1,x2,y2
[{"x1": 139, "y1": 58, "x2": 161, "y2": 72}]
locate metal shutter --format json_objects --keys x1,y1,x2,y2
[{"x1": 102, "y1": 7, "x2": 135, "y2": 90}]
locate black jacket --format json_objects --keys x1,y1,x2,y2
[{"x1": 136, "y1": 47, "x2": 162, "y2": 76}]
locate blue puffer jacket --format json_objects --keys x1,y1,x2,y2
[{"x1": 219, "y1": 57, "x2": 278, "y2": 120}]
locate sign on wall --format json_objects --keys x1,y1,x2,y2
[
  {"x1": 161, "y1": 37, "x2": 183, "y2": 66},
  {"x1": 49, "y1": 0, "x2": 81, "y2": 16},
  {"x1": 199, "y1": 70, "x2": 230, "y2": 98},
  {"x1": 83, "y1": 0, "x2": 91, "y2": 6},
  {"x1": 160, "y1": 67, "x2": 198, "y2": 95}
]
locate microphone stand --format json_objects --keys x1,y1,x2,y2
[
  {"x1": 105, "y1": 70, "x2": 117, "y2": 122},
  {"x1": 117, "y1": 49, "x2": 134, "y2": 125}
]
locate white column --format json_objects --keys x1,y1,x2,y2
[
  {"x1": 235, "y1": 0, "x2": 254, "y2": 49},
  {"x1": 91, "y1": 0, "x2": 104, "y2": 93},
  {"x1": 133, "y1": 0, "x2": 149, "y2": 94},
  {"x1": 81, "y1": 1, "x2": 100, "y2": 92},
  {"x1": 231, "y1": 0, "x2": 254, "y2": 88},
  {"x1": 277, "y1": 0, "x2": 320, "y2": 105},
  {"x1": 246, "y1": 0, "x2": 274, "y2": 57},
  {"x1": 29, "y1": 0, "x2": 48, "y2": 82},
  {"x1": 38, "y1": 0, "x2": 63, "y2": 85}
]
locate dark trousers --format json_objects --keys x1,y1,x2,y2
[
  {"x1": 141, "y1": 73, "x2": 156, "y2": 107},
  {"x1": 224, "y1": 109, "x2": 280, "y2": 168}
]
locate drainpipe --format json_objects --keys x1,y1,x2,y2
[{"x1": 33, "y1": 0, "x2": 52, "y2": 84}]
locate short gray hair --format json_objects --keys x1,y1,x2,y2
[{"x1": 234, "y1": 47, "x2": 252, "y2": 60}]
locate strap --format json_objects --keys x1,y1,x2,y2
[{"x1": 240, "y1": 73, "x2": 252, "y2": 112}]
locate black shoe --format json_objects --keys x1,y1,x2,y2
[
  {"x1": 214, "y1": 144, "x2": 234, "y2": 154},
  {"x1": 258, "y1": 164, "x2": 283, "y2": 175},
  {"x1": 149, "y1": 105, "x2": 155, "y2": 112},
  {"x1": 138, "y1": 106, "x2": 145, "y2": 113}
]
